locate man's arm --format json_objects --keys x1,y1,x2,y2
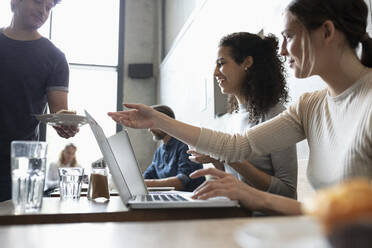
[
  {"x1": 47, "y1": 90, "x2": 68, "y2": 113},
  {"x1": 143, "y1": 163, "x2": 158, "y2": 179},
  {"x1": 143, "y1": 160, "x2": 185, "y2": 190},
  {"x1": 144, "y1": 177, "x2": 184, "y2": 190},
  {"x1": 174, "y1": 145, "x2": 205, "y2": 191}
]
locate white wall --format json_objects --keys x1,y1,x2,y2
[
  {"x1": 163, "y1": 0, "x2": 202, "y2": 55},
  {"x1": 159, "y1": 0, "x2": 326, "y2": 159}
]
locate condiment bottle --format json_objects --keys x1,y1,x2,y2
[{"x1": 87, "y1": 159, "x2": 110, "y2": 201}]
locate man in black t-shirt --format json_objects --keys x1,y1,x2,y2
[{"x1": 0, "y1": 0, "x2": 77, "y2": 201}]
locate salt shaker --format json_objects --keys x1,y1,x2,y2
[{"x1": 87, "y1": 159, "x2": 110, "y2": 201}]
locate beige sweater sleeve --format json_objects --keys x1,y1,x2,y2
[{"x1": 195, "y1": 98, "x2": 307, "y2": 162}]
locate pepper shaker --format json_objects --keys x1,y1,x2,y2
[{"x1": 87, "y1": 158, "x2": 110, "y2": 201}]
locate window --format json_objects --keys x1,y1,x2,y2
[
  {"x1": 0, "y1": 2, "x2": 12, "y2": 27},
  {"x1": 1, "y1": 1, "x2": 124, "y2": 170}
]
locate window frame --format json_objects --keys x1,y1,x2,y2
[{"x1": 39, "y1": 0, "x2": 125, "y2": 140}]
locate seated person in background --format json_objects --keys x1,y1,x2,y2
[
  {"x1": 143, "y1": 105, "x2": 205, "y2": 192},
  {"x1": 46, "y1": 143, "x2": 81, "y2": 190}
]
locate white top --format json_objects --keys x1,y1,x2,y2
[
  {"x1": 196, "y1": 71, "x2": 372, "y2": 189},
  {"x1": 224, "y1": 104, "x2": 297, "y2": 198}
]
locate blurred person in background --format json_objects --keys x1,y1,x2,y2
[{"x1": 45, "y1": 143, "x2": 81, "y2": 191}]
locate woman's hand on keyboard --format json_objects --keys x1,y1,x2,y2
[{"x1": 190, "y1": 167, "x2": 265, "y2": 210}]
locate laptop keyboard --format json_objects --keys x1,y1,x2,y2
[{"x1": 139, "y1": 194, "x2": 188, "y2": 202}]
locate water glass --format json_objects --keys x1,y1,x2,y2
[
  {"x1": 58, "y1": 167, "x2": 84, "y2": 200},
  {"x1": 11, "y1": 141, "x2": 48, "y2": 212}
]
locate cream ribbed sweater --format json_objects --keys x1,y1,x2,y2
[{"x1": 196, "y1": 71, "x2": 372, "y2": 189}]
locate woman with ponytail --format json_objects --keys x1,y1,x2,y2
[
  {"x1": 189, "y1": 32, "x2": 298, "y2": 200},
  {"x1": 108, "y1": 0, "x2": 372, "y2": 215}
]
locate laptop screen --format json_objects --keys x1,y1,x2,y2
[
  {"x1": 107, "y1": 131, "x2": 148, "y2": 196},
  {"x1": 85, "y1": 110, "x2": 133, "y2": 205}
]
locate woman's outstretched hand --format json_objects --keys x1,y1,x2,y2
[{"x1": 108, "y1": 103, "x2": 157, "y2": 129}]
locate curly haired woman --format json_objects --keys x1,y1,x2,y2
[{"x1": 189, "y1": 32, "x2": 298, "y2": 199}]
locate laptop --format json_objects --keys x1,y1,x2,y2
[{"x1": 85, "y1": 110, "x2": 239, "y2": 209}]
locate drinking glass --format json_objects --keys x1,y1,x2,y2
[
  {"x1": 11, "y1": 141, "x2": 48, "y2": 212},
  {"x1": 58, "y1": 167, "x2": 84, "y2": 200}
]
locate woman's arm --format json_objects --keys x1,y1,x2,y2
[
  {"x1": 267, "y1": 146, "x2": 298, "y2": 198},
  {"x1": 188, "y1": 150, "x2": 275, "y2": 190},
  {"x1": 225, "y1": 160, "x2": 272, "y2": 191},
  {"x1": 187, "y1": 151, "x2": 225, "y2": 171},
  {"x1": 108, "y1": 103, "x2": 305, "y2": 163},
  {"x1": 190, "y1": 168, "x2": 302, "y2": 215},
  {"x1": 144, "y1": 177, "x2": 184, "y2": 190},
  {"x1": 108, "y1": 103, "x2": 201, "y2": 146},
  {"x1": 195, "y1": 111, "x2": 304, "y2": 163},
  {"x1": 189, "y1": 145, "x2": 298, "y2": 197}
]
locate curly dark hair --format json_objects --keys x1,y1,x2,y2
[{"x1": 219, "y1": 32, "x2": 289, "y2": 122}]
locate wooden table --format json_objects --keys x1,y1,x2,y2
[
  {"x1": 0, "y1": 196, "x2": 251, "y2": 225},
  {"x1": 0, "y1": 216, "x2": 326, "y2": 248}
]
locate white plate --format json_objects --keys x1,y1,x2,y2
[
  {"x1": 35, "y1": 114, "x2": 88, "y2": 126},
  {"x1": 235, "y1": 216, "x2": 331, "y2": 248}
]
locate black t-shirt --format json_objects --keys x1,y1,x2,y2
[{"x1": 0, "y1": 29, "x2": 69, "y2": 199}]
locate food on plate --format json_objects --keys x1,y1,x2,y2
[{"x1": 56, "y1": 109, "x2": 77, "y2": 115}]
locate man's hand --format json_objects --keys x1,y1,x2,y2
[
  {"x1": 47, "y1": 91, "x2": 78, "y2": 138},
  {"x1": 53, "y1": 125, "x2": 79, "y2": 139}
]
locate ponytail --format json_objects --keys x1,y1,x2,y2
[{"x1": 361, "y1": 34, "x2": 372, "y2": 67}]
